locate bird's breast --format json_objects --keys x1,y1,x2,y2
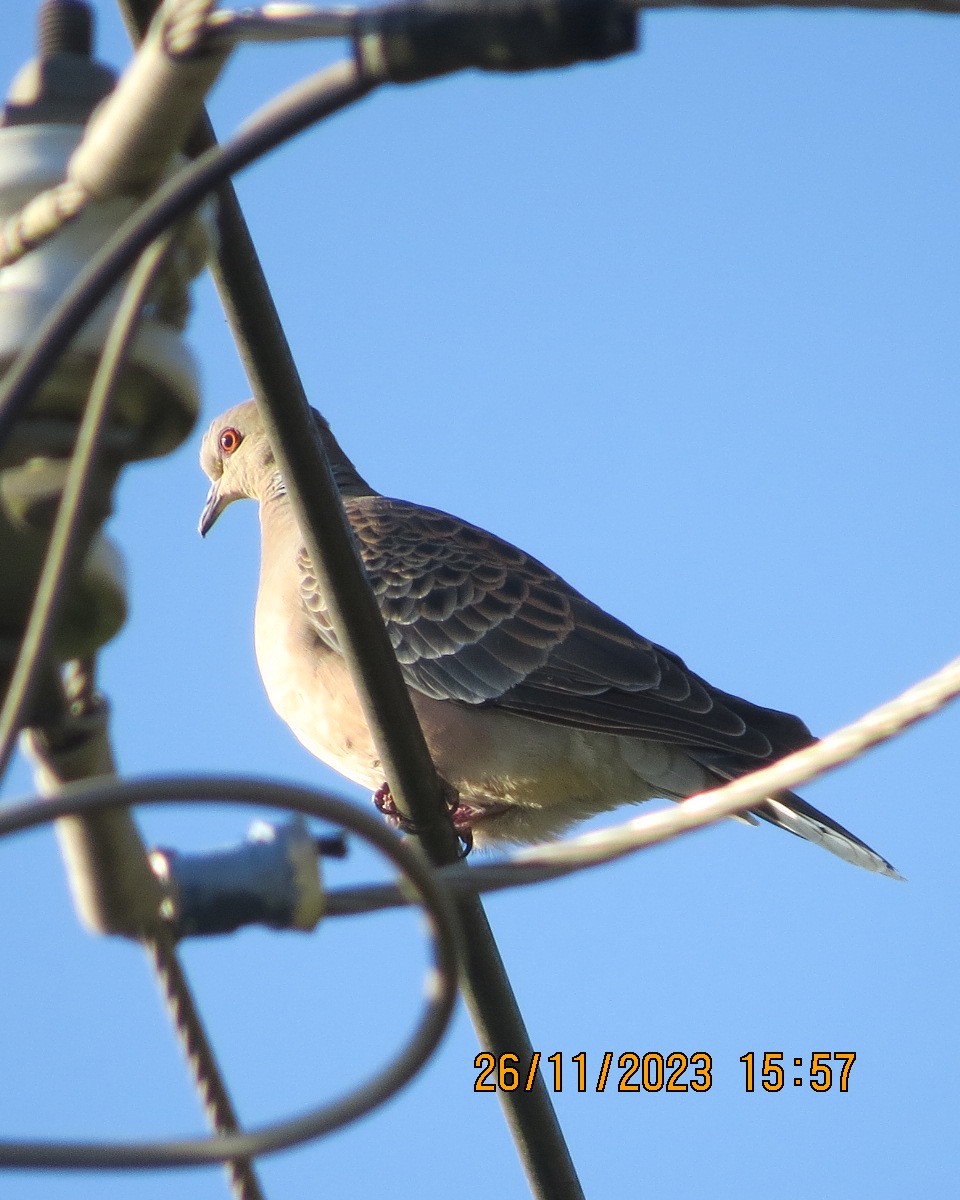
[{"x1": 254, "y1": 569, "x2": 384, "y2": 788}]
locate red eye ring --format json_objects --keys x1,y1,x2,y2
[{"x1": 218, "y1": 427, "x2": 242, "y2": 455}]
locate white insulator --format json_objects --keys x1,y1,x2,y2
[{"x1": 0, "y1": 121, "x2": 213, "y2": 461}]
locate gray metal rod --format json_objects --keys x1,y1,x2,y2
[
  {"x1": 201, "y1": 100, "x2": 587, "y2": 1200},
  {"x1": 110, "y1": 3, "x2": 585, "y2": 1193}
]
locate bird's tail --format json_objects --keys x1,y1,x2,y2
[{"x1": 753, "y1": 791, "x2": 903, "y2": 880}]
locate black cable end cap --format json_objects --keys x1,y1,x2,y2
[{"x1": 358, "y1": 0, "x2": 640, "y2": 85}]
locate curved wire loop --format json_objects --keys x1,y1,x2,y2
[{"x1": 0, "y1": 774, "x2": 462, "y2": 1169}]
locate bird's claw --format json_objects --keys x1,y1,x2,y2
[
  {"x1": 372, "y1": 783, "x2": 421, "y2": 834},
  {"x1": 372, "y1": 780, "x2": 473, "y2": 856}
]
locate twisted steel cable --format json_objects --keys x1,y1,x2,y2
[{"x1": 145, "y1": 931, "x2": 265, "y2": 1200}]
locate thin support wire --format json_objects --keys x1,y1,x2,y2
[
  {"x1": 509, "y1": 650, "x2": 960, "y2": 875},
  {"x1": 327, "y1": 652, "x2": 960, "y2": 916},
  {"x1": 0, "y1": 178, "x2": 90, "y2": 270},
  {"x1": 145, "y1": 931, "x2": 265, "y2": 1200}
]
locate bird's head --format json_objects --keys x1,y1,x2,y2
[
  {"x1": 199, "y1": 400, "x2": 376, "y2": 536},
  {"x1": 198, "y1": 400, "x2": 278, "y2": 536}
]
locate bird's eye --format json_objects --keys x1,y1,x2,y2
[{"x1": 219, "y1": 428, "x2": 242, "y2": 455}]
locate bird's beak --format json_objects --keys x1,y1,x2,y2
[{"x1": 198, "y1": 481, "x2": 227, "y2": 537}]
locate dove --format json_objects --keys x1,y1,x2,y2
[{"x1": 199, "y1": 400, "x2": 899, "y2": 877}]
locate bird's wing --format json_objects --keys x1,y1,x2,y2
[{"x1": 296, "y1": 496, "x2": 813, "y2": 765}]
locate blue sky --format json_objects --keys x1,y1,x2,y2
[{"x1": 1, "y1": 4, "x2": 958, "y2": 1198}]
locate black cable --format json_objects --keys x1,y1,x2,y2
[
  {"x1": 200, "y1": 73, "x2": 589, "y2": 1200},
  {"x1": 0, "y1": 774, "x2": 460, "y2": 1169}
]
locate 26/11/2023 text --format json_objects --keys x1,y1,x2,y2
[{"x1": 474, "y1": 1051, "x2": 857, "y2": 1093}]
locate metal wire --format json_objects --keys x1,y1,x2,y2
[
  {"x1": 0, "y1": 232, "x2": 178, "y2": 782},
  {"x1": 192, "y1": 70, "x2": 589, "y2": 1200},
  {"x1": 0, "y1": 178, "x2": 90, "y2": 269},
  {"x1": 0, "y1": 774, "x2": 461, "y2": 1169},
  {"x1": 144, "y1": 930, "x2": 266, "y2": 1200},
  {"x1": 326, "y1": 652, "x2": 960, "y2": 914}
]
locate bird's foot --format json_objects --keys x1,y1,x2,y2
[
  {"x1": 372, "y1": 781, "x2": 474, "y2": 857},
  {"x1": 372, "y1": 782, "x2": 414, "y2": 831}
]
